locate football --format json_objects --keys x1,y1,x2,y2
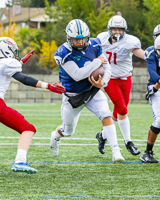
[{"x1": 90, "y1": 65, "x2": 104, "y2": 81}]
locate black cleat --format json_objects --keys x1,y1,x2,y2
[
  {"x1": 96, "y1": 132, "x2": 107, "y2": 154},
  {"x1": 140, "y1": 150, "x2": 159, "y2": 163},
  {"x1": 125, "y1": 141, "x2": 141, "y2": 155}
]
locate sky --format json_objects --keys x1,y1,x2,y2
[{"x1": 0, "y1": 0, "x2": 7, "y2": 8}]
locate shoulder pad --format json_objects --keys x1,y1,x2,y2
[
  {"x1": 89, "y1": 38, "x2": 102, "y2": 48},
  {"x1": 144, "y1": 46, "x2": 154, "y2": 60},
  {"x1": 54, "y1": 43, "x2": 72, "y2": 65}
]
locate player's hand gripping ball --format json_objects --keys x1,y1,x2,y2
[{"x1": 90, "y1": 65, "x2": 104, "y2": 81}]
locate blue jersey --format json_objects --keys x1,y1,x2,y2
[
  {"x1": 54, "y1": 38, "x2": 102, "y2": 93},
  {"x1": 144, "y1": 46, "x2": 160, "y2": 86}
]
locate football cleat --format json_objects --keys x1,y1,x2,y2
[
  {"x1": 96, "y1": 132, "x2": 107, "y2": 154},
  {"x1": 140, "y1": 150, "x2": 159, "y2": 163},
  {"x1": 50, "y1": 131, "x2": 60, "y2": 157},
  {"x1": 11, "y1": 162, "x2": 37, "y2": 174},
  {"x1": 125, "y1": 141, "x2": 141, "y2": 155},
  {"x1": 112, "y1": 146, "x2": 125, "y2": 163}
]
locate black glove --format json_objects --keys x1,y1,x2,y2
[{"x1": 145, "y1": 87, "x2": 158, "y2": 100}]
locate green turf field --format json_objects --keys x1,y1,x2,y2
[{"x1": 0, "y1": 103, "x2": 160, "y2": 200}]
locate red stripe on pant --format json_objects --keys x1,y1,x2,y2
[
  {"x1": 104, "y1": 76, "x2": 132, "y2": 119},
  {"x1": 0, "y1": 99, "x2": 36, "y2": 134}
]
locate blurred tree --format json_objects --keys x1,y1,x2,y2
[
  {"x1": 15, "y1": 27, "x2": 54, "y2": 73},
  {"x1": 39, "y1": 39, "x2": 58, "y2": 69},
  {"x1": 0, "y1": 22, "x2": 16, "y2": 39},
  {"x1": 20, "y1": 0, "x2": 56, "y2": 7},
  {"x1": 87, "y1": 0, "x2": 114, "y2": 37},
  {"x1": 45, "y1": 0, "x2": 113, "y2": 46},
  {"x1": 108, "y1": 0, "x2": 149, "y2": 49},
  {"x1": 143, "y1": 0, "x2": 160, "y2": 45}
]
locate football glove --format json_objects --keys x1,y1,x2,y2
[
  {"x1": 145, "y1": 87, "x2": 158, "y2": 100},
  {"x1": 20, "y1": 49, "x2": 35, "y2": 64},
  {"x1": 48, "y1": 83, "x2": 65, "y2": 94}
]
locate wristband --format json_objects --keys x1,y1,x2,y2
[{"x1": 41, "y1": 82, "x2": 48, "y2": 89}]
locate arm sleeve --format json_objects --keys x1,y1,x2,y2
[
  {"x1": 100, "y1": 54, "x2": 111, "y2": 87},
  {"x1": 12, "y1": 72, "x2": 39, "y2": 87},
  {"x1": 61, "y1": 58, "x2": 102, "y2": 81},
  {"x1": 101, "y1": 63, "x2": 111, "y2": 87}
]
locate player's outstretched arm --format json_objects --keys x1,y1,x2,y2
[
  {"x1": 20, "y1": 49, "x2": 35, "y2": 65},
  {"x1": 12, "y1": 72, "x2": 65, "y2": 94},
  {"x1": 132, "y1": 48, "x2": 145, "y2": 60}
]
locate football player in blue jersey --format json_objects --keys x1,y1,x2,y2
[
  {"x1": 140, "y1": 35, "x2": 160, "y2": 163},
  {"x1": 50, "y1": 19, "x2": 125, "y2": 163}
]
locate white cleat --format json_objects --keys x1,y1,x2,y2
[
  {"x1": 112, "y1": 146, "x2": 125, "y2": 163},
  {"x1": 50, "y1": 131, "x2": 60, "y2": 157}
]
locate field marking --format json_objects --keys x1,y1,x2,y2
[
  {"x1": 1, "y1": 143, "x2": 160, "y2": 146},
  {"x1": 24, "y1": 161, "x2": 147, "y2": 164},
  {"x1": 0, "y1": 194, "x2": 159, "y2": 198},
  {"x1": 0, "y1": 136, "x2": 150, "y2": 141}
]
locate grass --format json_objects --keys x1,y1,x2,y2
[{"x1": 0, "y1": 103, "x2": 160, "y2": 200}]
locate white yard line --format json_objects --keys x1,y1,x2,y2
[
  {"x1": 0, "y1": 136, "x2": 149, "y2": 141},
  {"x1": 0, "y1": 143, "x2": 160, "y2": 146}
]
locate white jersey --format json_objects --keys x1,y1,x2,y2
[
  {"x1": 0, "y1": 58, "x2": 22, "y2": 99},
  {"x1": 97, "y1": 32, "x2": 141, "y2": 78}
]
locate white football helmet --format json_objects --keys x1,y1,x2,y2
[
  {"x1": 154, "y1": 35, "x2": 160, "y2": 57},
  {"x1": 0, "y1": 37, "x2": 19, "y2": 59},
  {"x1": 107, "y1": 15, "x2": 127, "y2": 41},
  {"x1": 65, "y1": 19, "x2": 90, "y2": 51},
  {"x1": 153, "y1": 25, "x2": 160, "y2": 40}
]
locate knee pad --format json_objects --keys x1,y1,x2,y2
[
  {"x1": 99, "y1": 108, "x2": 111, "y2": 121},
  {"x1": 150, "y1": 125, "x2": 160, "y2": 134},
  {"x1": 60, "y1": 124, "x2": 75, "y2": 137}
]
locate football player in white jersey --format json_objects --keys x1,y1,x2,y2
[
  {"x1": 50, "y1": 19, "x2": 125, "y2": 163},
  {"x1": 96, "y1": 15, "x2": 144, "y2": 156},
  {"x1": 0, "y1": 37, "x2": 65, "y2": 174},
  {"x1": 140, "y1": 35, "x2": 160, "y2": 163}
]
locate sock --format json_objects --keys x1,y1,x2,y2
[
  {"x1": 15, "y1": 149, "x2": 27, "y2": 163},
  {"x1": 53, "y1": 128, "x2": 62, "y2": 140},
  {"x1": 118, "y1": 116, "x2": 131, "y2": 144},
  {"x1": 102, "y1": 124, "x2": 118, "y2": 149},
  {"x1": 146, "y1": 142, "x2": 153, "y2": 151}
]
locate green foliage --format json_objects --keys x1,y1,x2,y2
[
  {"x1": 44, "y1": 0, "x2": 113, "y2": 46},
  {"x1": 57, "y1": 0, "x2": 97, "y2": 20},
  {"x1": 143, "y1": 0, "x2": 160, "y2": 45},
  {"x1": 15, "y1": 27, "x2": 45, "y2": 55},
  {"x1": 108, "y1": 0, "x2": 152, "y2": 49},
  {"x1": 87, "y1": 0, "x2": 114, "y2": 37},
  {"x1": 19, "y1": 0, "x2": 56, "y2": 7},
  {"x1": 44, "y1": 0, "x2": 72, "y2": 46}
]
